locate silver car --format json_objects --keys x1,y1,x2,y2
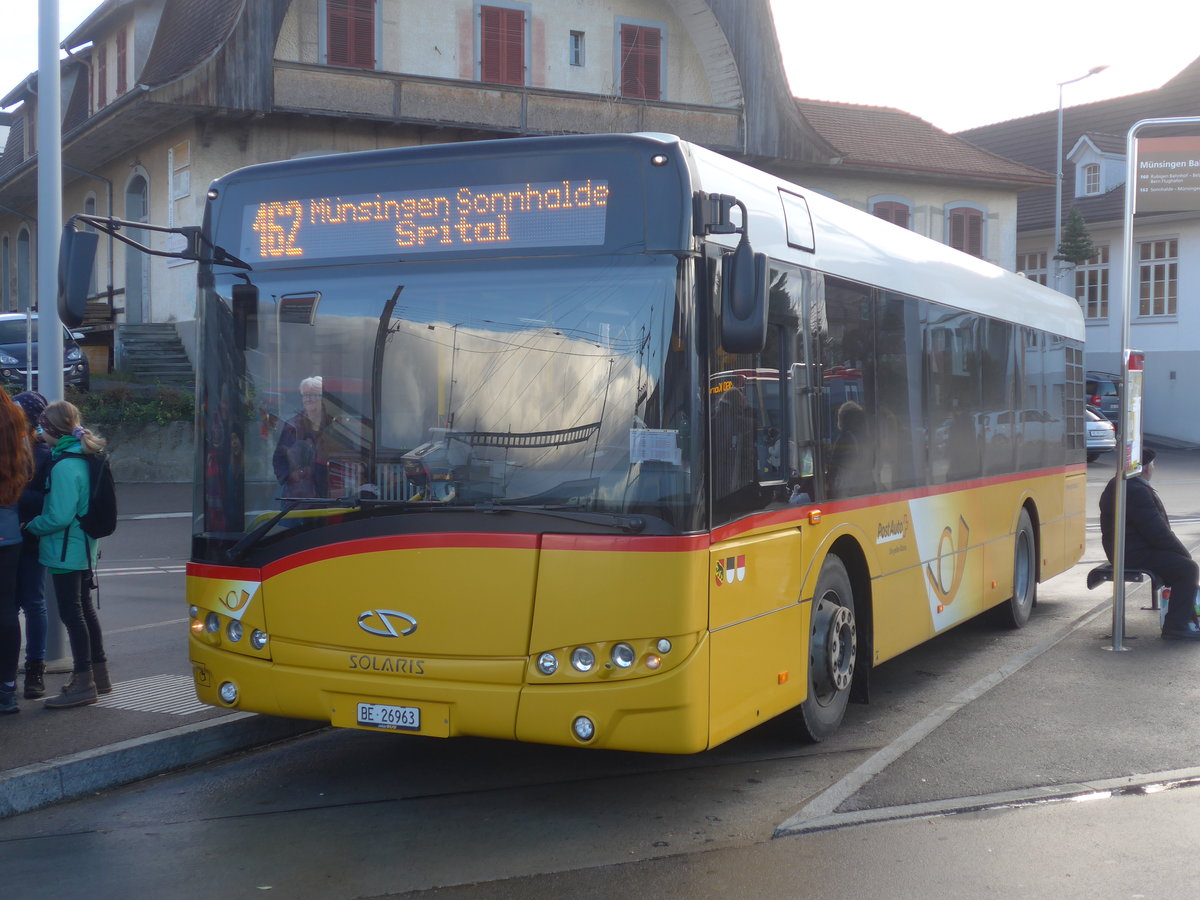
[{"x1": 1086, "y1": 405, "x2": 1116, "y2": 462}]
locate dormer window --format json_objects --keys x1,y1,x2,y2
[{"x1": 1068, "y1": 134, "x2": 1124, "y2": 199}]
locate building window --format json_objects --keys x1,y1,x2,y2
[
  {"x1": 872, "y1": 200, "x2": 910, "y2": 229},
  {"x1": 569, "y1": 30, "x2": 585, "y2": 67},
  {"x1": 1083, "y1": 163, "x2": 1100, "y2": 196},
  {"x1": 947, "y1": 205, "x2": 984, "y2": 258},
  {"x1": 16, "y1": 229, "x2": 31, "y2": 312},
  {"x1": 619, "y1": 23, "x2": 662, "y2": 100},
  {"x1": 1138, "y1": 239, "x2": 1178, "y2": 317},
  {"x1": 116, "y1": 29, "x2": 127, "y2": 96},
  {"x1": 327, "y1": 0, "x2": 376, "y2": 70},
  {"x1": 1016, "y1": 251, "x2": 1049, "y2": 286},
  {"x1": 96, "y1": 43, "x2": 107, "y2": 108},
  {"x1": 1, "y1": 236, "x2": 9, "y2": 311},
  {"x1": 480, "y1": 5, "x2": 526, "y2": 86},
  {"x1": 1074, "y1": 246, "x2": 1109, "y2": 319}
]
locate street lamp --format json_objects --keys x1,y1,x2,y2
[{"x1": 1054, "y1": 65, "x2": 1109, "y2": 292}]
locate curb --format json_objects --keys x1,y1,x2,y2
[{"x1": 0, "y1": 712, "x2": 323, "y2": 819}]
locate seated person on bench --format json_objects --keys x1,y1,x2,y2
[{"x1": 1099, "y1": 448, "x2": 1200, "y2": 640}]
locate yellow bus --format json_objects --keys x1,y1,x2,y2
[{"x1": 121, "y1": 134, "x2": 1085, "y2": 752}]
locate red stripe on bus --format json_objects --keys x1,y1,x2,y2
[{"x1": 710, "y1": 464, "x2": 1084, "y2": 543}]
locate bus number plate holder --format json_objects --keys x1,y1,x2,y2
[{"x1": 357, "y1": 702, "x2": 420, "y2": 731}]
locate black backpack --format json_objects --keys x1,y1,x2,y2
[{"x1": 47, "y1": 451, "x2": 119, "y2": 540}]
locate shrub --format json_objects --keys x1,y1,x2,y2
[{"x1": 71, "y1": 383, "x2": 194, "y2": 427}]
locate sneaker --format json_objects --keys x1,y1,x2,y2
[
  {"x1": 0, "y1": 689, "x2": 18, "y2": 714},
  {"x1": 1161, "y1": 623, "x2": 1200, "y2": 640}
]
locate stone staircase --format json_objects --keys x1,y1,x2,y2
[{"x1": 117, "y1": 323, "x2": 194, "y2": 386}]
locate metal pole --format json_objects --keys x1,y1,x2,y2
[
  {"x1": 36, "y1": 0, "x2": 63, "y2": 401},
  {"x1": 1111, "y1": 115, "x2": 1200, "y2": 650},
  {"x1": 1053, "y1": 66, "x2": 1108, "y2": 294},
  {"x1": 37, "y1": 0, "x2": 70, "y2": 669}
]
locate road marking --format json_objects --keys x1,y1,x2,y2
[
  {"x1": 120, "y1": 512, "x2": 190, "y2": 520},
  {"x1": 95, "y1": 674, "x2": 210, "y2": 716},
  {"x1": 98, "y1": 565, "x2": 186, "y2": 576},
  {"x1": 775, "y1": 595, "x2": 1113, "y2": 837}
]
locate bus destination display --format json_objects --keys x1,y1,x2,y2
[{"x1": 242, "y1": 179, "x2": 610, "y2": 261}]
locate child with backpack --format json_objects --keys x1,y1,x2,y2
[{"x1": 23, "y1": 401, "x2": 114, "y2": 708}]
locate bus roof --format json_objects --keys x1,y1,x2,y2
[{"x1": 679, "y1": 139, "x2": 1084, "y2": 341}]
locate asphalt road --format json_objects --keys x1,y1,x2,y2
[{"x1": 6, "y1": 452, "x2": 1200, "y2": 898}]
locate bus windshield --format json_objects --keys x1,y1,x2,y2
[{"x1": 196, "y1": 254, "x2": 699, "y2": 554}]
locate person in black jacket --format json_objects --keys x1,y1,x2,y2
[{"x1": 1099, "y1": 448, "x2": 1200, "y2": 640}]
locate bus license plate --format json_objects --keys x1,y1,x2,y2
[{"x1": 357, "y1": 702, "x2": 420, "y2": 731}]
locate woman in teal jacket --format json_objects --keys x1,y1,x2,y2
[{"x1": 24, "y1": 401, "x2": 110, "y2": 709}]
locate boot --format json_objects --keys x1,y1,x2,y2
[
  {"x1": 92, "y1": 661, "x2": 112, "y2": 695},
  {"x1": 43, "y1": 670, "x2": 99, "y2": 709},
  {"x1": 23, "y1": 660, "x2": 46, "y2": 699},
  {"x1": 0, "y1": 688, "x2": 18, "y2": 715}
]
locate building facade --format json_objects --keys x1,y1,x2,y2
[
  {"x1": 0, "y1": 0, "x2": 1041, "y2": 378},
  {"x1": 959, "y1": 60, "x2": 1200, "y2": 443}
]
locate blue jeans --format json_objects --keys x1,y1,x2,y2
[{"x1": 16, "y1": 553, "x2": 46, "y2": 662}]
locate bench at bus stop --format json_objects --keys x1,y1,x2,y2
[{"x1": 1086, "y1": 563, "x2": 1164, "y2": 611}]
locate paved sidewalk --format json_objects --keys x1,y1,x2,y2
[{"x1": 0, "y1": 483, "x2": 318, "y2": 818}]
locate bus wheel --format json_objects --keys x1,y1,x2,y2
[
  {"x1": 996, "y1": 509, "x2": 1037, "y2": 628},
  {"x1": 800, "y1": 555, "x2": 857, "y2": 742}
]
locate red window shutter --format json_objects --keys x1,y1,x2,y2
[
  {"x1": 328, "y1": 0, "x2": 375, "y2": 70},
  {"x1": 949, "y1": 208, "x2": 983, "y2": 258},
  {"x1": 874, "y1": 201, "x2": 909, "y2": 229},
  {"x1": 620, "y1": 24, "x2": 662, "y2": 100},
  {"x1": 116, "y1": 30, "x2": 127, "y2": 96},
  {"x1": 96, "y1": 44, "x2": 107, "y2": 108},
  {"x1": 481, "y1": 6, "x2": 524, "y2": 85}
]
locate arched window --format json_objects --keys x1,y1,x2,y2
[
  {"x1": 16, "y1": 228, "x2": 32, "y2": 311},
  {"x1": 946, "y1": 205, "x2": 985, "y2": 258},
  {"x1": 1, "y1": 236, "x2": 9, "y2": 312},
  {"x1": 124, "y1": 173, "x2": 150, "y2": 323}
]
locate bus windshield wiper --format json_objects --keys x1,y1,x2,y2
[{"x1": 224, "y1": 498, "x2": 357, "y2": 561}]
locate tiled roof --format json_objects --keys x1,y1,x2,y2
[
  {"x1": 138, "y1": 0, "x2": 245, "y2": 88},
  {"x1": 795, "y1": 98, "x2": 1052, "y2": 186},
  {"x1": 956, "y1": 56, "x2": 1200, "y2": 231}
]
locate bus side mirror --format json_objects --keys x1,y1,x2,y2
[
  {"x1": 720, "y1": 238, "x2": 768, "y2": 354},
  {"x1": 58, "y1": 226, "x2": 99, "y2": 329},
  {"x1": 232, "y1": 282, "x2": 259, "y2": 350}
]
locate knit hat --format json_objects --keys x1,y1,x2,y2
[
  {"x1": 12, "y1": 390, "x2": 47, "y2": 428},
  {"x1": 1143, "y1": 447, "x2": 1157, "y2": 466}
]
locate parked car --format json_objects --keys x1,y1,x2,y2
[
  {"x1": 0, "y1": 313, "x2": 90, "y2": 392},
  {"x1": 1086, "y1": 404, "x2": 1116, "y2": 462},
  {"x1": 1085, "y1": 371, "x2": 1121, "y2": 423}
]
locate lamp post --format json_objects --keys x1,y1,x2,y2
[{"x1": 1054, "y1": 65, "x2": 1109, "y2": 292}]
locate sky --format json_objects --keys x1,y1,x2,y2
[{"x1": 2, "y1": 0, "x2": 1198, "y2": 133}]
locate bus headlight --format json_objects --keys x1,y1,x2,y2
[
  {"x1": 537, "y1": 652, "x2": 559, "y2": 675},
  {"x1": 570, "y1": 647, "x2": 596, "y2": 672},
  {"x1": 218, "y1": 681, "x2": 239, "y2": 704},
  {"x1": 205, "y1": 612, "x2": 220, "y2": 633},
  {"x1": 611, "y1": 643, "x2": 635, "y2": 669},
  {"x1": 226, "y1": 620, "x2": 244, "y2": 643},
  {"x1": 250, "y1": 629, "x2": 269, "y2": 650}
]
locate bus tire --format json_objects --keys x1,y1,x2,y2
[
  {"x1": 996, "y1": 508, "x2": 1037, "y2": 628},
  {"x1": 800, "y1": 554, "x2": 856, "y2": 742}
]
